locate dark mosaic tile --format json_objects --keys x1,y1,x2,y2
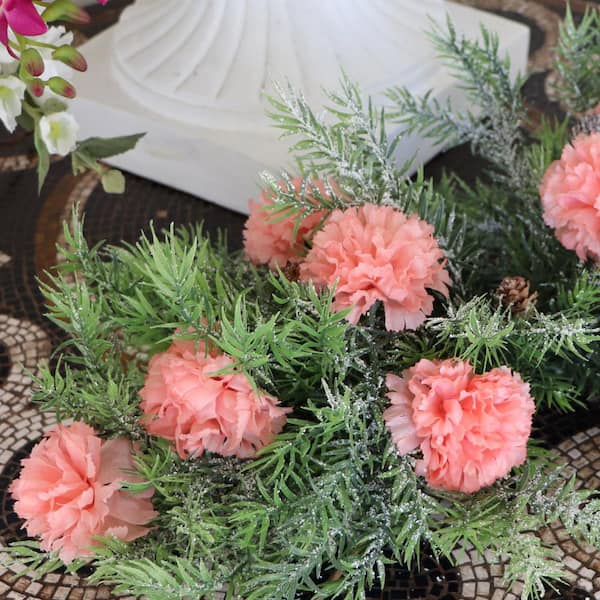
[
  {"x1": 0, "y1": 340, "x2": 10, "y2": 385},
  {"x1": 365, "y1": 550, "x2": 461, "y2": 600},
  {"x1": 81, "y1": 171, "x2": 246, "y2": 254},
  {"x1": 544, "y1": 583, "x2": 596, "y2": 599},
  {"x1": 0, "y1": 440, "x2": 36, "y2": 544}
]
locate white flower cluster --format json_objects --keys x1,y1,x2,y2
[{"x1": 0, "y1": 25, "x2": 79, "y2": 155}]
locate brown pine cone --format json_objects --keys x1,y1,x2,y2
[
  {"x1": 495, "y1": 276, "x2": 538, "y2": 315},
  {"x1": 281, "y1": 262, "x2": 301, "y2": 282}
]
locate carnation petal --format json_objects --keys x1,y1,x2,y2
[
  {"x1": 97, "y1": 437, "x2": 136, "y2": 485},
  {"x1": 106, "y1": 491, "x2": 158, "y2": 526},
  {"x1": 384, "y1": 373, "x2": 421, "y2": 454}
]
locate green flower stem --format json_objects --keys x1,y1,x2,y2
[
  {"x1": 9, "y1": 40, "x2": 22, "y2": 55},
  {"x1": 22, "y1": 39, "x2": 61, "y2": 51},
  {"x1": 22, "y1": 101, "x2": 42, "y2": 122}
]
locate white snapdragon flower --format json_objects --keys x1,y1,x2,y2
[
  {"x1": 39, "y1": 111, "x2": 79, "y2": 156},
  {"x1": 0, "y1": 76, "x2": 26, "y2": 132}
]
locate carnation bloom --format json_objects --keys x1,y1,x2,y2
[
  {"x1": 540, "y1": 132, "x2": 600, "y2": 262},
  {"x1": 384, "y1": 359, "x2": 535, "y2": 493},
  {"x1": 243, "y1": 177, "x2": 329, "y2": 269},
  {"x1": 10, "y1": 422, "x2": 157, "y2": 563},
  {"x1": 0, "y1": 0, "x2": 47, "y2": 56},
  {"x1": 300, "y1": 204, "x2": 450, "y2": 331},
  {"x1": 139, "y1": 338, "x2": 290, "y2": 459}
]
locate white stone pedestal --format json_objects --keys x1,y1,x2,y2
[{"x1": 71, "y1": 2, "x2": 529, "y2": 214}]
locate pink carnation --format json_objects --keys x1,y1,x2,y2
[
  {"x1": 300, "y1": 204, "x2": 450, "y2": 331},
  {"x1": 540, "y1": 132, "x2": 600, "y2": 262},
  {"x1": 139, "y1": 338, "x2": 290, "y2": 459},
  {"x1": 384, "y1": 359, "x2": 535, "y2": 493},
  {"x1": 10, "y1": 422, "x2": 157, "y2": 563},
  {"x1": 243, "y1": 177, "x2": 328, "y2": 269}
]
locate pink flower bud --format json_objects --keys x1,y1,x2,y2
[
  {"x1": 21, "y1": 48, "x2": 44, "y2": 77},
  {"x1": 47, "y1": 76, "x2": 76, "y2": 99},
  {"x1": 27, "y1": 78, "x2": 45, "y2": 98},
  {"x1": 52, "y1": 46, "x2": 88, "y2": 72},
  {"x1": 42, "y1": 0, "x2": 91, "y2": 25}
]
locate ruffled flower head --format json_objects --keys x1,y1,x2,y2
[
  {"x1": 384, "y1": 359, "x2": 535, "y2": 493},
  {"x1": 10, "y1": 422, "x2": 157, "y2": 563},
  {"x1": 139, "y1": 338, "x2": 290, "y2": 459},
  {"x1": 300, "y1": 204, "x2": 451, "y2": 331},
  {"x1": 540, "y1": 132, "x2": 600, "y2": 262},
  {"x1": 243, "y1": 177, "x2": 328, "y2": 269}
]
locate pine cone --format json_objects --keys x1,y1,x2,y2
[
  {"x1": 281, "y1": 262, "x2": 301, "y2": 282},
  {"x1": 495, "y1": 276, "x2": 538, "y2": 315}
]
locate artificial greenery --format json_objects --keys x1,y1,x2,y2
[
  {"x1": 553, "y1": 5, "x2": 600, "y2": 115},
  {"x1": 7, "y1": 9, "x2": 600, "y2": 600}
]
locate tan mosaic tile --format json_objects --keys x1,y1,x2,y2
[{"x1": 457, "y1": 426, "x2": 600, "y2": 599}]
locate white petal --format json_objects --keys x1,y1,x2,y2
[
  {"x1": 39, "y1": 111, "x2": 79, "y2": 156},
  {"x1": 0, "y1": 76, "x2": 25, "y2": 133}
]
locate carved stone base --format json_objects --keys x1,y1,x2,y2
[{"x1": 71, "y1": 2, "x2": 529, "y2": 214}]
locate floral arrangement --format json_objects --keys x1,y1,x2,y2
[
  {"x1": 0, "y1": 0, "x2": 141, "y2": 192},
  {"x1": 5, "y1": 5, "x2": 600, "y2": 600}
]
